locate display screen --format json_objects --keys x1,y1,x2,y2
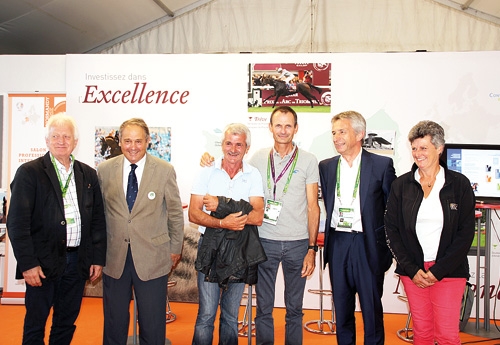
[{"x1": 443, "y1": 143, "x2": 500, "y2": 204}]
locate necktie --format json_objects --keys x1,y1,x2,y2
[{"x1": 126, "y1": 164, "x2": 138, "y2": 212}]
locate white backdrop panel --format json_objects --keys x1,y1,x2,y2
[{"x1": 1, "y1": 52, "x2": 499, "y2": 315}]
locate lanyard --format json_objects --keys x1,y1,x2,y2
[
  {"x1": 267, "y1": 146, "x2": 299, "y2": 200},
  {"x1": 51, "y1": 154, "x2": 74, "y2": 198},
  {"x1": 336, "y1": 157, "x2": 361, "y2": 206}
]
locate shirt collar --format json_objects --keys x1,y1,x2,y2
[
  {"x1": 340, "y1": 149, "x2": 362, "y2": 168},
  {"x1": 215, "y1": 156, "x2": 248, "y2": 174},
  {"x1": 414, "y1": 165, "x2": 444, "y2": 185},
  {"x1": 50, "y1": 153, "x2": 74, "y2": 173},
  {"x1": 272, "y1": 143, "x2": 297, "y2": 158},
  {"x1": 124, "y1": 154, "x2": 147, "y2": 170}
]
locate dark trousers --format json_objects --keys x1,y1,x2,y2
[
  {"x1": 23, "y1": 251, "x2": 86, "y2": 345},
  {"x1": 327, "y1": 231, "x2": 385, "y2": 345},
  {"x1": 103, "y1": 246, "x2": 168, "y2": 345}
]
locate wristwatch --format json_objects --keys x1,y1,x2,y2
[{"x1": 307, "y1": 245, "x2": 318, "y2": 252}]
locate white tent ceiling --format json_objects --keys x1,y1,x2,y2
[
  {"x1": 0, "y1": 0, "x2": 499, "y2": 54},
  {"x1": 0, "y1": 0, "x2": 208, "y2": 54}
]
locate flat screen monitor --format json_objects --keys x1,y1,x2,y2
[{"x1": 443, "y1": 143, "x2": 500, "y2": 205}]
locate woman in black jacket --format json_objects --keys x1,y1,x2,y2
[{"x1": 385, "y1": 120, "x2": 475, "y2": 345}]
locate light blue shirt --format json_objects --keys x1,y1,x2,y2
[{"x1": 191, "y1": 157, "x2": 264, "y2": 234}]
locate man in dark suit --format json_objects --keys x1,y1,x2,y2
[
  {"x1": 97, "y1": 118, "x2": 184, "y2": 345},
  {"x1": 7, "y1": 113, "x2": 107, "y2": 345},
  {"x1": 319, "y1": 110, "x2": 396, "y2": 345}
]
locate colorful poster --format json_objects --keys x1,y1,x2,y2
[{"x1": 3, "y1": 94, "x2": 65, "y2": 302}]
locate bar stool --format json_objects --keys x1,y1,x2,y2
[
  {"x1": 166, "y1": 280, "x2": 177, "y2": 323},
  {"x1": 238, "y1": 284, "x2": 256, "y2": 337},
  {"x1": 396, "y1": 295, "x2": 413, "y2": 342},
  {"x1": 304, "y1": 232, "x2": 336, "y2": 335}
]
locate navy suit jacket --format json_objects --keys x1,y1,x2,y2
[
  {"x1": 7, "y1": 152, "x2": 107, "y2": 280},
  {"x1": 319, "y1": 149, "x2": 396, "y2": 275}
]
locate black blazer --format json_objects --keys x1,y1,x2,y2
[{"x1": 7, "y1": 152, "x2": 106, "y2": 280}]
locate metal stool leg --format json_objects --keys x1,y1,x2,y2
[
  {"x1": 396, "y1": 295, "x2": 413, "y2": 343},
  {"x1": 303, "y1": 246, "x2": 336, "y2": 335},
  {"x1": 238, "y1": 285, "x2": 256, "y2": 338},
  {"x1": 166, "y1": 281, "x2": 177, "y2": 323}
]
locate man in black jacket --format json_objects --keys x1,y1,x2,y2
[
  {"x1": 195, "y1": 196, "x2": 266, "y2": 288},
  {"x1": 7, "y1": 113, "x2": 106, "y2": 345}
]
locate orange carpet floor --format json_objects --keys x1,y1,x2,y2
[{"x1": 1, "y1": 297, "x2": 500, "y2": 344}]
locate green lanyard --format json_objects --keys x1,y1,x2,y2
[
  {"x1": 51, "y1": 154, "x2": 74, "y2": 198},
  {"x1": 267, "y1": 146, "x2": 299, "y2": 200},
  {"x1": 336, "y1": 157, "x2": 361, "y2": 206}
]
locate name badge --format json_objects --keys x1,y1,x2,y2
[
  {"x1": 263, "y1": 199, "x2": 283, "y2": 225},
  {"x1": 64, "y1": 203, "x2": 76, "y2": 225},
  {"x1": 337, "y1": 207, "x2": 354, "y2": 229}
]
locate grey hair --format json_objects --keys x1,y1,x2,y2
[
  {"x1": 45, "y1": 112, "x2": 79, "y2": 140},
  {"x1": 331, "y1": 110, "x2": 366, "y2": 136},
  {"x1": 408, "y1": 120, "x2": 445, "y2": 148},
  {"x1": 222, "y1": 123, "x2": 251, "y2": 147}
]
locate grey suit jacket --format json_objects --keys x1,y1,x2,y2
[{"x1": 97, "y1": 153, "x2": 184, "y2": 281}]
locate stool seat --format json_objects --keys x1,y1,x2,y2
[{"x1": 317, "y1": 232, "x2": 325, "y2": 247}]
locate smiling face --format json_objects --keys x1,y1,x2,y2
[
  {"x1": 411, "y1": 135, "x2": 443, "y2": 172},
  {"x1": 221, "y1": 131, "x2": 248, "y2": 166},
  {"x1": 269, "y1": 111, "x2": 298, "y2": 146},
  {"x1": 46, "y1": 123, "x2": 78, "y2": 163},
  {"x1": 331, "y1": 118, "x2": 364, "y2": 157},
  {"x1": 119, "y1": 124, "x2": 150, "y2": 164}
]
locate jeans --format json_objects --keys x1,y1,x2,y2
[
  {"x1": 192, "y1": 237, "x2": 246, "y2": 345},
  {"x1": 255, "y1": 238, "x2": 308, "y2": 345},
  {"x1": 23, "y1": 251, "x2": 86, "y2": 345}
]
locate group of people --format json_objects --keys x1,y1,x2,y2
[
  {"x1": 7, "y1": 105, "x2": 476, "y2": 345},
  {"x1": 8, "y1": 115, "x2": 184, "y2": 345},
  {"x1": 189, "y1": 106, "x2": 475, "y2": 345}
]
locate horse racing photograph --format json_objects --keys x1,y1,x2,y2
[{"x1": 248, "y1": 62, "x2": 331, "y2": 112}]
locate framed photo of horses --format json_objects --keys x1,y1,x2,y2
[{"x1": 249, "y1": 63, "x2": 331, "y2": 111}]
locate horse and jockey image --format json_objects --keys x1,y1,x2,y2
[{"x1": 249, "y1": 63, "x2": 331, "y2": 109}]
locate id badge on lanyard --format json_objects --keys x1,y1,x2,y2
[
  {"x1": 337, "y1": 207, "x2": 354, "y2": 229},
  {"x1": 263, "y1": 199, "x2": 283, "y2": 225},
  {"x1": 264, "y1": 147, "x2": 298, "y2": 226},
  {"x1": 336, "y1": 158, "x2": 361, "y2": 230},
  {"x1": 64, "y1": 203, "x2": 76, "y2": 225}
]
